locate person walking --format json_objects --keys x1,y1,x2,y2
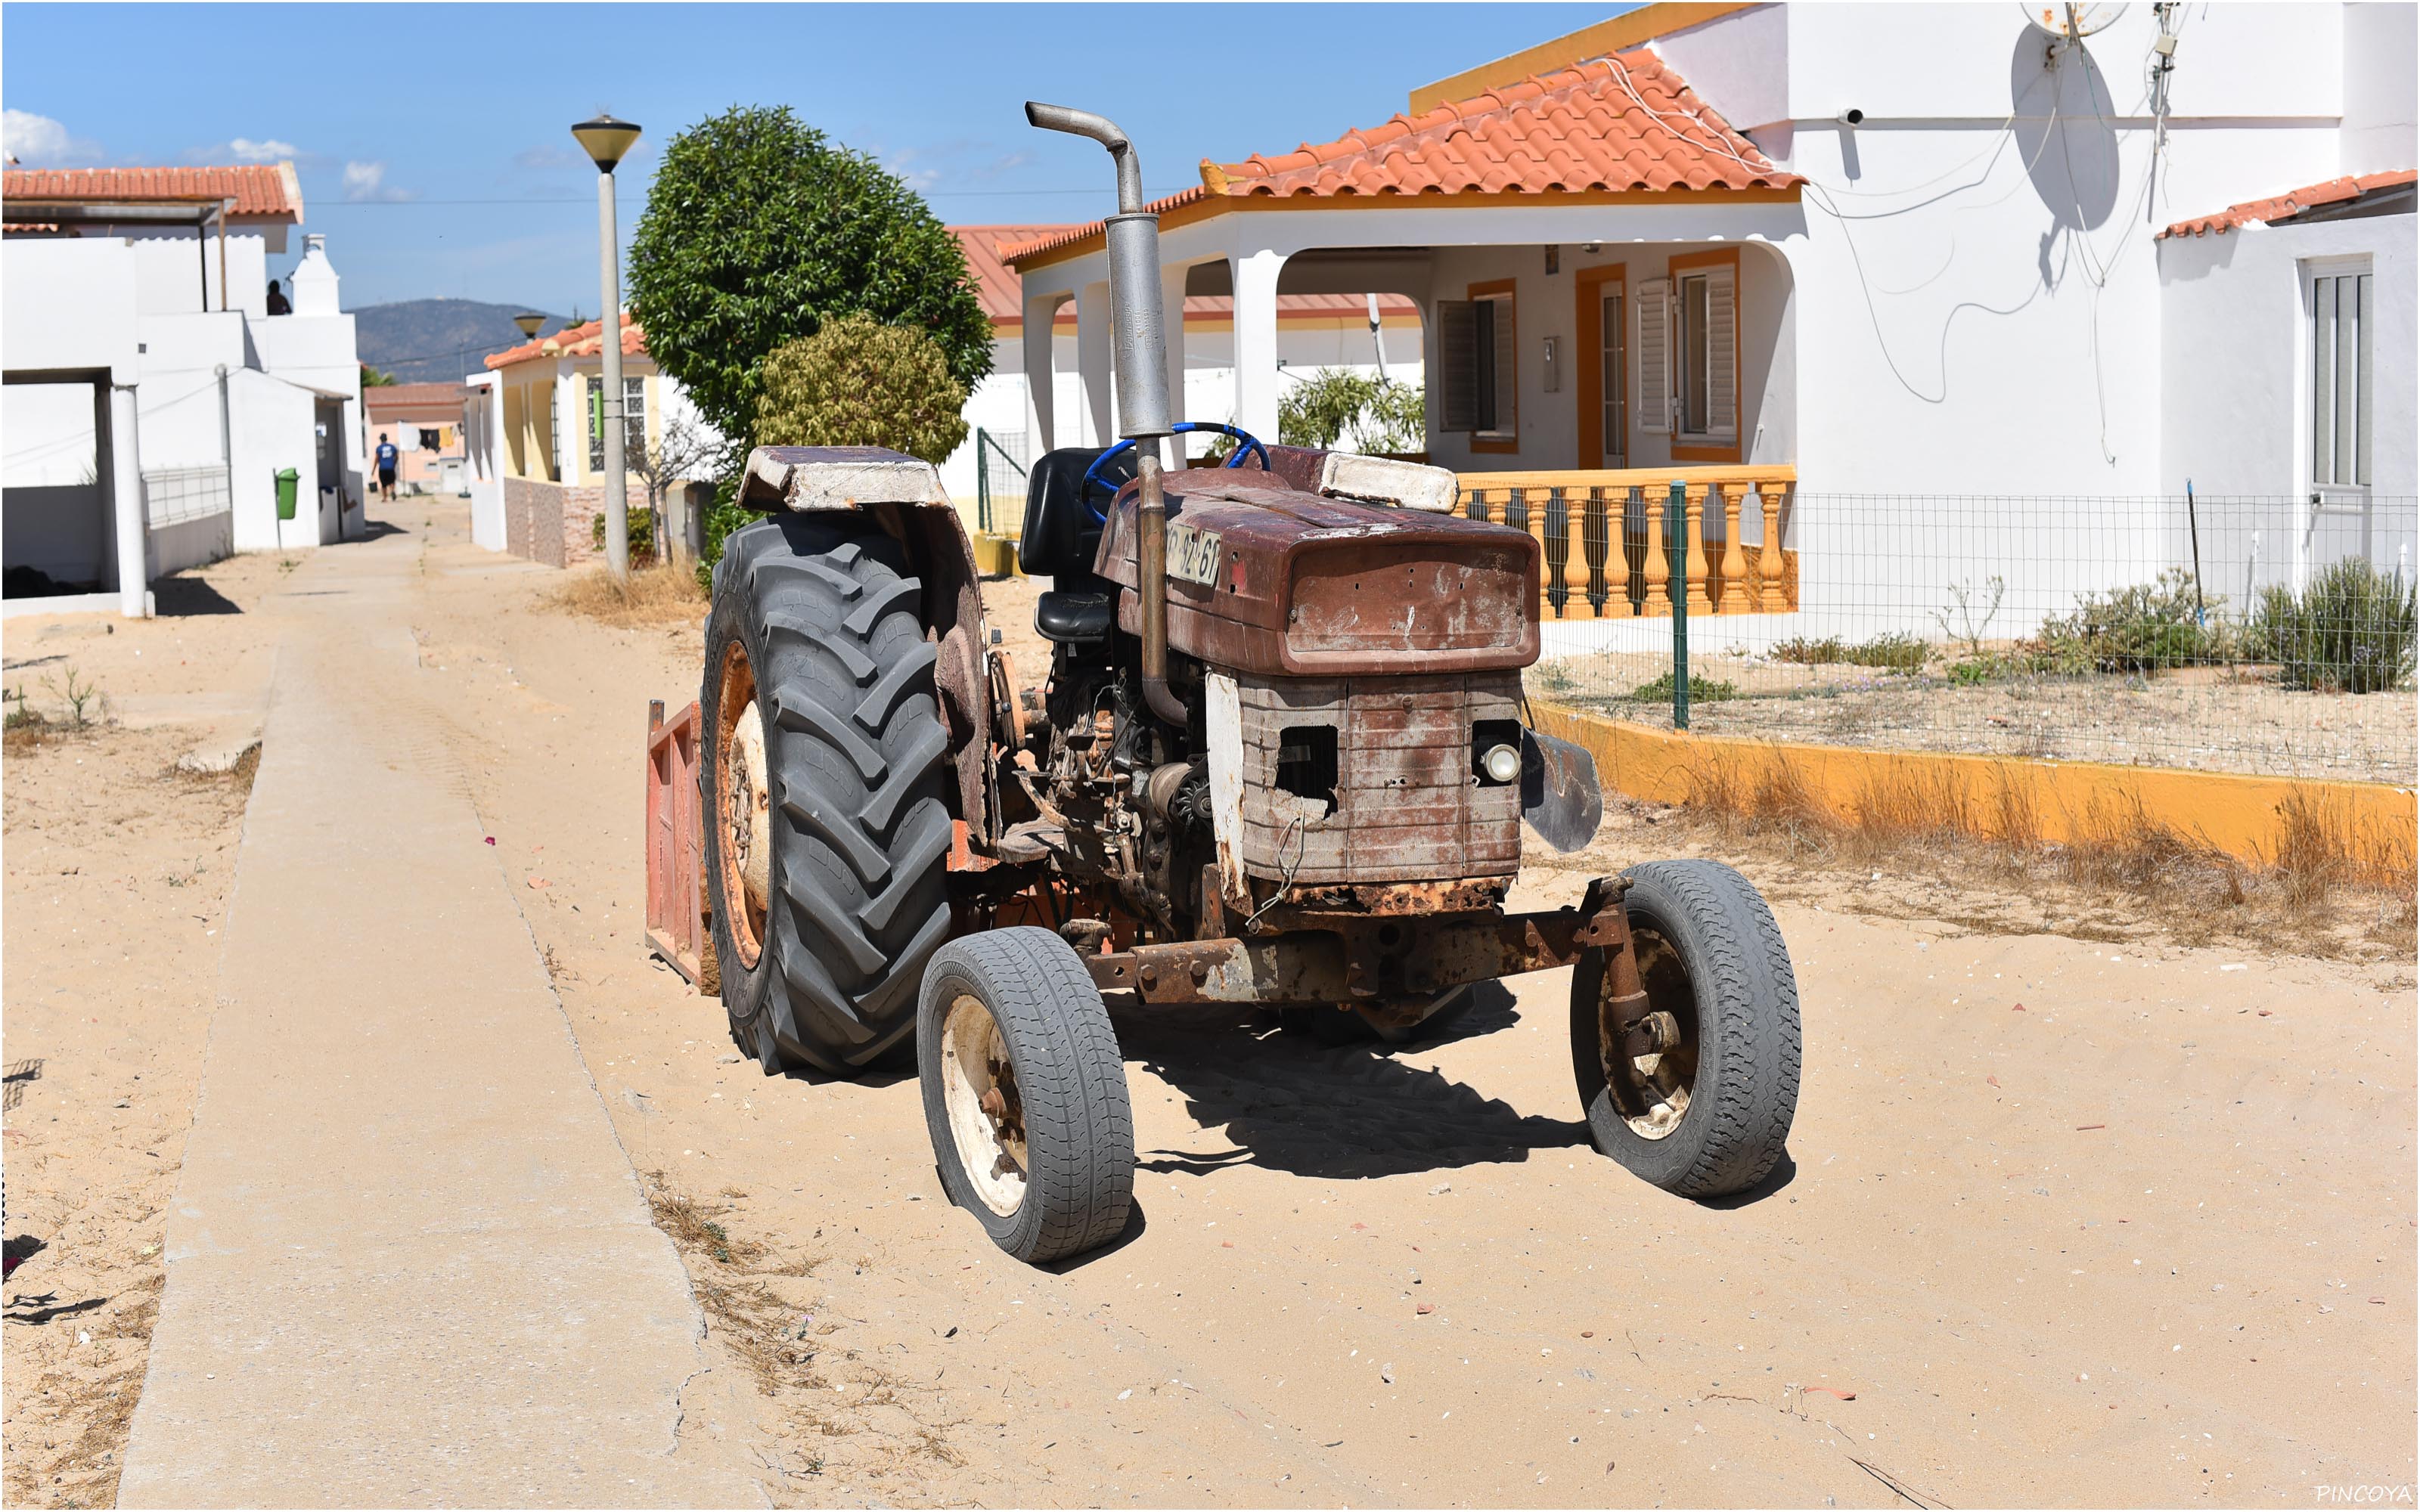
[{"x1": 374, "y1": 432, "x2": 399, "y2": 502}]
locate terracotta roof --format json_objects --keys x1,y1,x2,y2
[
  {"x1": 1004, "y1": 48, "x2": 1795, "y2": 267},
  {"x1": 486, "y1": 312, "x2": 646, "y2": 370},
  {"x1": 1225, "y1": 49, "x2": 1792, "y2": 197},
  {"x1": 954, "y1": 224, "x2": 1082, "y2": 321},
  {"x1": 2, "y1": 163, "x2": 303, "y2": 218},
  {"x1": 2158, "y1": 169, "x2": 2416, "y2": 239},
  {"x1": 365, "y1": 382, "x2": 472, "y2": 411}
]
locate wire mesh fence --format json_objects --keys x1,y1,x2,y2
[
  {"x1": 1505, "y1": 485, "x2": 2418, "y2": 786},
  {"x1": 975, "y1": 427, "x2": 1030, "y2": 538},
  {"x1": 143, "y1": 465, "x2": 232, "y2": 528}
]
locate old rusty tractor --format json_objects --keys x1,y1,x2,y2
[{"x1": 691, "y1": 103, "x2": 1800, "y2": 1263}]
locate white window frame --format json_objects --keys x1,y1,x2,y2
[
  {"x1": 587, "y1": 373, "x2": 647, "y2": 474},
  {"x1": 2305, "y1": 256, "x2": 2373, "y2": 496},
  {"x1": 1599, "y1": 280, "x2": 1627, "y2": 468},
  {"x1": 1671, "y1": 262, "x2": 1738, "y2": 448}
]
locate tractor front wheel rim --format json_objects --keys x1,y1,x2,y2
[
  {"x1": 714, "y1": 641, "x2": 770, "y2": 969},
  {"x1": 940, "y1": 995, "x2": 1028, "y2": 1216},
  {"x1": 1604, "y1": 925, "x2": 1699, "y2": 1140}
]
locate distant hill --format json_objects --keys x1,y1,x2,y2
[{"x1": 352, "y1": 299, "x2": 571, "y2": 385}]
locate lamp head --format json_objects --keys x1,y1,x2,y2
[
  {"x1": 512, "y1": 311, "x2": 547, "y2": 340},
  {"x1": 571, "y1": 113, "x2": 642, "y2": 172}
]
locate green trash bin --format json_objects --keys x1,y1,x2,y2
[{"x1": 275, "y1": 467, "x2": 300, "y2": 522}]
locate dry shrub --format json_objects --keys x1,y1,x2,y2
[
  {"x1": 550, "y1": 562, "x2": 706, "y2": 628},
  {"x1": 1662, "y1": 743, "x2": 2415, "y2": 959}
]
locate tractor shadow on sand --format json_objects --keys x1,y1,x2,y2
[{"x1": 1113, "y1": 982, "x2": 1594, "y2": 1182}]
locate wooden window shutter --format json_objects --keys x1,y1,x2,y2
[
  {"x1": 1491, "y1": 294, "x2": 1518, "y2": 435},
  {"x1": 1706, "y1": 262, "x2": 1738, "y2": 442},
  {"x1": 1437, "y1": 299, "x2": 1477, "y2": 432},
  {"x1": 1636, "y1": 279, "x2": 1671, "y2": 434}
]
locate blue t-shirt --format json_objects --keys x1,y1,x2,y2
[{"x1": 375, "y1": 442, "x2": 399, "y2": 472}]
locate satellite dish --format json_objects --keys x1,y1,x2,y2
[{"x1": 2020, "y1": 2, "x2": 2127, "y2": 39}]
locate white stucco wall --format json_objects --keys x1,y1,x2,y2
[
  {"x1": 465, "y1": 372, "x2": 507, "y2": 550},
  {"x1": 226, "y1": 367, "x2": 321, "y2": 554},
  {"x1": 1416, "y1": 240, "x2": 1795, "y2": 476},
  {"x1": 2341, "y1": 2, "x2": 2420, "y2": 175},
  {"x1": 2158, "y1": 211, "x2": 2418, "y2": 600},
  {"x1": 3, "y1": 238, "x2": 141, "y2": 380}
]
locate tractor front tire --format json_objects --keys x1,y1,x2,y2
[
  {"x1": 701, "y1": 515, "x2": 954, "y2": 1077},
  {"x1": 1571, "y1": 860, "x2": 1800, "y2": 1198},
  {"x1": 918, "y1": 928, "x2": 1134, "y2": 1264}
]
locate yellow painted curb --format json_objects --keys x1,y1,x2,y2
[
  {"x1": 969, "y1": 532, "x2": 1021, "y2": 578},
  {"x1": 1531, "y1": 701, "x2": 2418, "y2": 878}
]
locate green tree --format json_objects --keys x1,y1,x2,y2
[
  {"x1": 754, "y1": 314, "x2": 969, "y2": 463},
  {"x1": 628, "y1": 105, "x2": 990, "y2": 449},
  {"x1": 1277, "y1": 367, "x2": 1426, "y2": 454}
]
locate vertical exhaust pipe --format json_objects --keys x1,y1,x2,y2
[{"x1": 1024, "y1": 101, "x2": 1187, "y2": 727}]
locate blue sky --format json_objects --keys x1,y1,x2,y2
[{"x1": 4, "y1": 4, "x2": 1616, "y2": 315}]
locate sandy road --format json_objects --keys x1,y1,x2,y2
[
  {"x1": 7, "y1": 497, "x2": 2413, "y2": 1507},
  {"x1": 394, "y1": 498, "x2": 2415, "y2": 1507}
]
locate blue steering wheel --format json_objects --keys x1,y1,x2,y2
[{"x1": 1081, "y1": 422, "x2": 1269, "y2": 521}]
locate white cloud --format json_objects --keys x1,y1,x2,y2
[
  {"x1": 4, "y1": 109, "x2": 102, "y2": 166},
  {"x1": 188, "y1": 136, "x2": 303, "y2": 164},
  {"x1": 341, "y1": 160, "x2": 411, "y2": 203},
  {"x1": 513, "y1": 143, "x2": 585, "y2": 172},
  {"x1": 883, "y1": 148, "x2": 941, "y2": 194}
]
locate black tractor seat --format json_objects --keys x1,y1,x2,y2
[
  {"x1": 1019, "y1": 445, "x2": 1134, "y2": 647},
  {"x1": 1035, "y1": 589, "x2": 1114, "y2": 644}
]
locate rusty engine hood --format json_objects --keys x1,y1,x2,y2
[{"x1": 1095, "y1": 467, "x2": 1540, "y2": 677}]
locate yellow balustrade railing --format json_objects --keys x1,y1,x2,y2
[{"x1": 1453, "y1": 465, "x2": 1798, "y2": 619}]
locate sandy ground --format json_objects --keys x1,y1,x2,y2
[
  {"x1": 5, "y1": 498, "x2": 2414, "y2": 1507},
  {"x1": 1536, "y1": 651, "x2": 2418, "y2": 787},
  {"x1": 2, "y1": 551, "x2": 284, "y2": 1506}
]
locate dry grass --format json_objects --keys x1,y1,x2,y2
[
  {"x1": 1667, "y1": 746, "x2": 2417, "y2": 959},
  {"x1": 549, "y1": 563, "x2": 707, "y2": 628},
  {"x1": 637, "y1": 1173, "x2": 973, "y2": 1497},
  {"x1": 644, "y1": 1173, "x2": 824, "y2": 1398}
]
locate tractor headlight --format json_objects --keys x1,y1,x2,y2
[{"x1": 1481, "y1": 742, "x2": 1522, "y2": 785}]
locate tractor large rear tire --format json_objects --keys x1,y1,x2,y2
[{"x1": 701, "y1": 515, "x2": 954, "y2": 1076}]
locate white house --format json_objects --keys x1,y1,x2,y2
[
  {"x1": 944, "y1": 224, "x2": 1422, "y2": 522},
  {"x1": 2, "y1": 164, "x2": 368, "y2": 616},
  {"x1": 1005, "y1": 2, "x2": 2416, "y2": 645}
]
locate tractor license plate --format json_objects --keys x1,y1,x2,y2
[{"x1": 1167, "y1": 523, "x2": 1224, "y2": 587}]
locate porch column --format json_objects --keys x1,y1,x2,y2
[
  {"x1": 108, "y1": 380, "x2": 149, "y2": 618},
  {"x1": 1020, "y1": 292, "x2": 1060, "y2": 452},
  {"x1": 1159, "y1": 262, "x2": 1191, "y2": 464},
  {"x1": 1075, "y1": 279, "x2": 1113, "y2": 446},
  {"x1": 1230, "y1": 249, "x2": 1287, "y2": 445}
]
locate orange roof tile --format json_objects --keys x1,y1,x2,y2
[
  {"x1": 2, "y1": 163, "x2": 302, "y2": 218},
  {"x1": 954, "y1": 224, "x2": 1084, "y2": 321},
  {"x1": 1225, "y1": 48, "x2": 1792, "y2": 198},
  {"x1": 485, "y1": 312, "x2": 646, "y2": 370},
  {"x1": 1004, "y1": 48, "x2": 1795, "y2": 268},
  {"x1": 2159, "y1": 169, "x2": 2416, "y2": 238}
]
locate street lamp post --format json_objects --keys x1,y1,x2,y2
[{"x1": 572, "y1": 113, "x2": 641, "y2": 579}]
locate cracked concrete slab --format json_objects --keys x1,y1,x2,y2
[{"x1": 117, "y1": 531, "x2": 760, "y2": 1508}]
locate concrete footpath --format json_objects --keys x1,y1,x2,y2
[{"x1": 118, "y1": 528, "x2": 759, "y2": 1507}]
